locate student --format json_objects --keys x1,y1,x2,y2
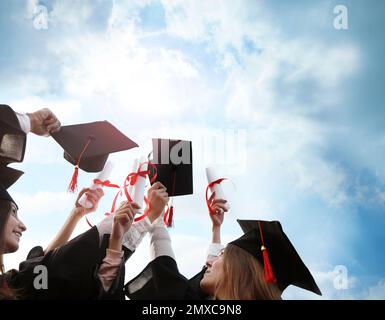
[
  {"x1": 0, "y1": 108, "x2": 139, "y2": 299},
  {"x1": 0, "y1": 166, "x2": 118, "y2": 299},
  {"x1": 125, "y1": 193, "x2": 322, "y2": 300}
]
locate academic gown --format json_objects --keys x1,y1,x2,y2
[
  {"x1": 124, "y1": 255, "x2": 209, "y2": 300},
  {"x1": 4, "y1": 227, "x2": 132, "y2": 300}
]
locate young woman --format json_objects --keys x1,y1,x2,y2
[
  {"x1": 125, "y1": 192, "x2": 321, "y2": 300},
  {"x1": 0, "y1": 170, "x2": 124, "y2": 299},
  {"x1": 0, "y1": 104, "x2": 144, "y2": 300}
]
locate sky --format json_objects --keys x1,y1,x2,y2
[{"x1": 1, "y1": 0, "x2": 385, "y2": 299}]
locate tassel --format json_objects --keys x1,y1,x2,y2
[
  {"x1": 261, "y1": 245, "x2": 277, "y2": 283},
  {"x1": 166, "y1": 205, "x2": 173, "y2": 228},
  {"x1": 67, "y1": 136, "x2": 93, "y2": 193},
  {"x1": 68, "y1": 165, "x2": 79, "y2": 193}
]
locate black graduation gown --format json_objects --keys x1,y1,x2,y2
[
  {"x1": 124, "y1": 255, "x2": 209, "y2": 300},
  {"x1": 5, "y1": 227, "x2": 131, "y2": 300},
  {"x1": 0, "y1": 104, "x2": 27, "y2": 165}
]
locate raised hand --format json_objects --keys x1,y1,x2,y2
[
  {"x1": 74, "y1": 188, "x2": 104, "y2": 217},
  {"x1": 146, "y1": 182, "x2": 169, "y2": 223},
  {"x1": 111, "y1": 201, "x2": 141, "y2": 240},
  {"x1": 208, "y1": 192, "x2": 228, "y2": 229},
  {"x1": 27, "y1": 108, "x2": 61, "y2": 136}
]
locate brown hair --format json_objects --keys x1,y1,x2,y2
[
  {"x1": 0, "y1": 199, "x2": 17, "y2": 300},
  {"x1": 214, "y1": 244, "x2": 282, "y2": 300}
]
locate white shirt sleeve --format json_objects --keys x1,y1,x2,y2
[
  {"x1": 15, "y1": 112, "x2": 31, "y2": 134},
  {"x1": 149, "y1": 218, "x2": 175, "y2": 260},
  {"x1": 206, "y1": 243, "x2": 225, "y2": 263},
  {"x1": 96, "y1": 215, "x2": 153, "y2": 251},
  {"x1": 122, "y1": 217, "x2": 153, "y2": 251},
  {"x1": 96, "y1": 214, "x2": 114, "y2": 239}
]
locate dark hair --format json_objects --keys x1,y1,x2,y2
[{"x1": 0, "y1": 199, "x2": 17, "y2": 300}]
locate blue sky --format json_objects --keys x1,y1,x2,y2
[{"x1": 1, "y1": 0, "x2": 385, "y2": 299}]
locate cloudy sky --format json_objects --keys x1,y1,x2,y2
[{"x1": 1, "y1": 0, "x2": 385, "y2": 299}]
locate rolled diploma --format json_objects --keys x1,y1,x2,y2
[
  {"x1": 131, "y1": 157, "x2": 148, "y2": 213},
  {"x1": 78, "y1": 161, "x2": 114, "y2": 209},
  {"x1": 206, "y1": 167, "x2": 230, "y2": 210}
]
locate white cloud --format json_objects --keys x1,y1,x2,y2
[
  {"x1": 4, "y1": 0, "x2": 380, "y2": 300},
  {"x1": 283, "y1": 268, "x2": 359, "y2": 300},
  {"x1": 363, "y1": 280, "x2": 385, "y2": 300},
  {"x1": 12, "y1": 191, "x2": 74, "y2": 216}
]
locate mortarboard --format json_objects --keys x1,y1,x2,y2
[
  {"x1": 51, "y1": 121, "x2": 138, "y2": 191},
  {"x1": 0, "y1": 104, "x2": 27, "y2": 165},
  {"x1": 148, "y1": 138, "x2": 193, "y2": 226},
  {"x1": 149, "y1": 138, "x2": 193, "y2": 197},
  {"x1": 229, "y1": 219, "x2": 322, "y2": 295},
  {"x1": 0, "y1": 166, "x2": 24, "y2": 208}
]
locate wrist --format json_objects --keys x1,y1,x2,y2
[
  {"x1": 71, "y1": 207, "x2": 85, "y2": 220},
  {"x1": 147, "y1": 208, "x2": 161, "y2": 223},
  {"x1": 26, "y1": 112, "x2": 37, "y2": 131},
  {"x1": 109, "y1": 232, "x2": 123, "y2": 251},
  {"x1": 110, "y1": 228, "x2": 124, "y2": 241},
  {"x1": 212, "y1": 226, "x2": 221, "y2": 243}
]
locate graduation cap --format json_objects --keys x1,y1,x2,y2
[
  {"x1": 148, "y1": 138, "x2": 193, "y2": 226},
  {"x1": 0, "y1": 104, "x2": 27, "y2": 165},
  {"x1": 229, "y1": 219, "x2": 321, "y2": 295},
  {"x1": 52, "y1": 121, "x2": 138, "y2": 192},
  {"x1": 0, "y1": 166, "x2": 24, "y2": 208}
]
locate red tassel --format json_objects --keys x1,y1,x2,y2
[
  {"x1": 166, "y1": 205, "x2": 173, "y2": 228},
  {"x1": 261, "y1": 246, "x2": 277, "y2": 283},
  {"x1": 68, "y1": 166, "x2": 79, "y2": 193}
]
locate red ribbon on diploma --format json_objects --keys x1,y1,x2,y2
[
  {"x1": 205, "y1": 178, "x2": 226, "y2": 215},
  {"x1": 84, "y1": 179, "x2": 121, "y2": 228},
  {"x1": 83, "y1": 161, "x2": 157, "y2": 228},
  {"x1": 122, "y1": 161, "x2": 157, "y2": 223}
]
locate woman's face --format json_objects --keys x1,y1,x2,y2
[
  {"x1": 200, "y1": 249, "x2": 225, "y2": 296},
  {"x1": 3, "y1": 203, "x2": 26, "y2": 253}
]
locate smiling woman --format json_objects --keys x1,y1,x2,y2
[{"x1": 0, "y1": 199, "x2": 24, "y2": 299}]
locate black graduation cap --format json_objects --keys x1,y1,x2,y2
[
  {"x1": 0, "y1": 166, "x2": 24, "y2": 208},
  {"x1": 229, "y1": 219, "x2": 322, "y2": 295},
  {"x1": 149, "y1": 138, "x2": 193, "y2": 197},
  {"x1": 51, "y1": 121, "x2": 138, "y2": 191},
  {"x1": 0, "y1": 104, "x2": 27, "y2": 165},
  {"x1": 148, "y1": 138, "x2": 193, "y2": 227}
]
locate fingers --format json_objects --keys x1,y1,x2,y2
[
  {"x1": 211, "y1": 198, "x2": 227, "y2": 205},
  {"x1": 46, "y1": 121, "x2": 61, "y2": 133},
  {"x1": 157, "y1": 189, "x2": 169, "y2": 197},
  {"x1": 114, "y1": 201, "x2": 136, "y2": 224},
  {"x1": 40, "y1": 108, "x2": 61, "y2": 134},
  {"x1": 211, "y1": 202, "x2": 228, "y2": 212},
  {"x1": 149, "y1": 181, "x2": 167, "y2": 191},
  {"x1": 117, "y1": 200, "x2": 141, "y2": 211},
  {"x1": 75, "y1": 188, "x2": 90, "y2": 203},
  {"x1": 130, "y1": 202, "x2": 142, "y2": 210}
]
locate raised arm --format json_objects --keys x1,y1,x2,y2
[
  {"x1": 97, "y1": 201, "x2": 139, "y2": 293},
  {"x1": 206, "y1": 192, "x2": 228, "y2": 263},
  {"x1": 44, "y1": 188, "x2": 104, "y2": 254}
]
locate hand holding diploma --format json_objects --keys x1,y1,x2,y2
[
  {"x1": 78, "y1": 161, "x2": 114, "y2": 209},
  {"x1": 206, "y1": 167, "x2": 230, "y2": 212}
]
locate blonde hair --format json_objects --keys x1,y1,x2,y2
[{"x1": 214, "y1": 244, "x2": 282, "y2": 300}]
